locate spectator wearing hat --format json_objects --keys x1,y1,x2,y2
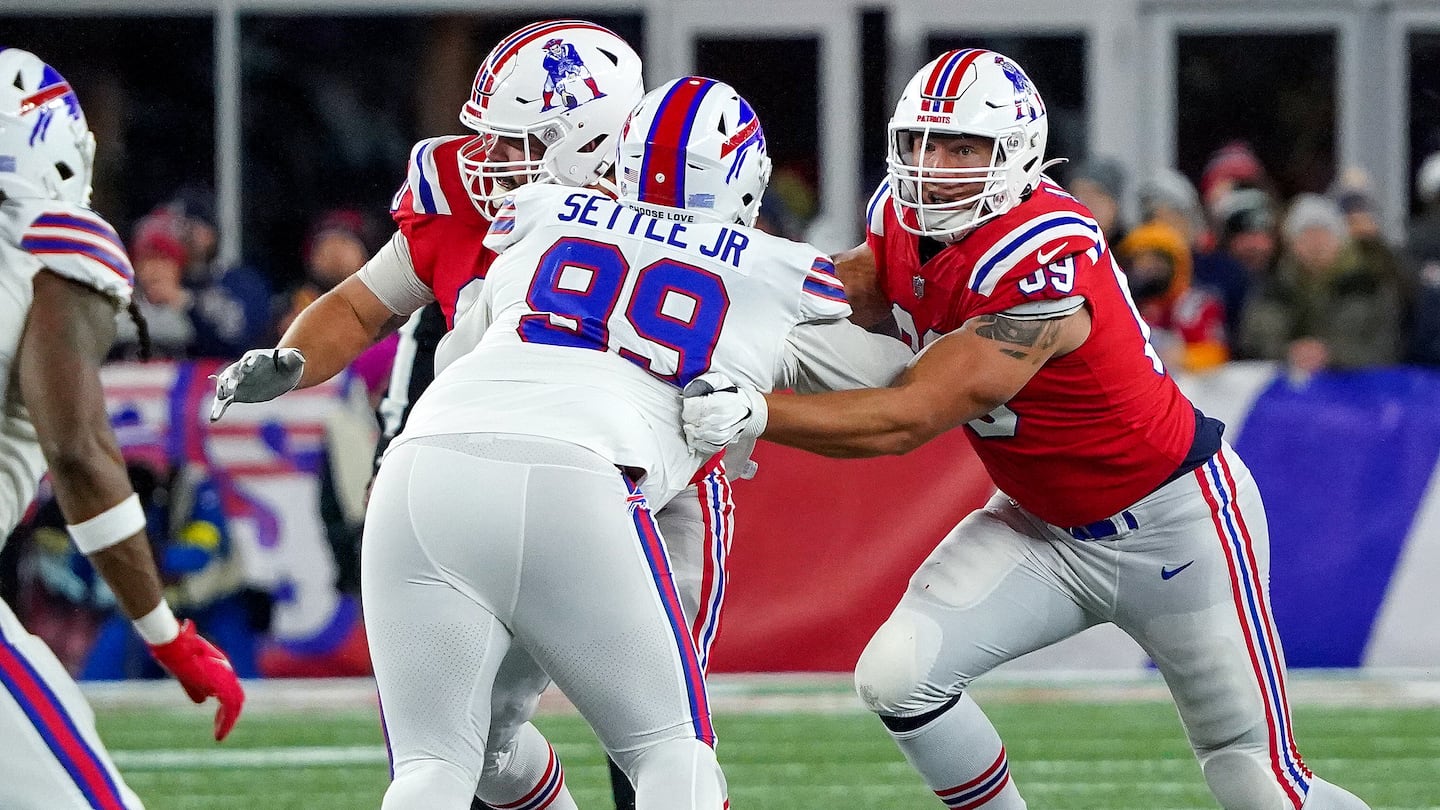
[
  {"x1": 1202, "y1": 188, "x2": 1280, "y2": 337},
  {"x1": 1402, "y1": 152, "x2": 1440, "y2": 366},
  {"x1": 1116, "y1": 221, "x2": 1228, "y2": 373},
  {"x1": 1068, "y1": 157, "x2": 1127, "y2": 244},
  {"x1": 112, "y1": 209, "x2": 197, "y2": 359},
  {"x1": 1238, "y1": 193, "x2": 1403, "y2": 373},
  {"x1": 1137, "y1": 168, "x2": 1206, "y2": 248},
  {"x1": 168, "y1": 186, "x2": 275, "y2": 358},
  {"x1": 1199, "y1": 140, "x2": 1268, "y2": 214},
  {"x1": 277, "y1": 209, "x2": 375, "y2": 335}
]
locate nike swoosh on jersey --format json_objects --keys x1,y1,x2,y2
[
  {"x1": 1035, "y1": 244, "x2": 1066, "y2": 265},
  {"x1": 1161, "y1": 561, "x2": 1195, "y2": 580}
]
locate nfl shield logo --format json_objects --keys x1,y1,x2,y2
[{"x1": 912, "y1": 274, "x2": 926, "y2": 299}]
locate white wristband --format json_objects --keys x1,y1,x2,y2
[
  {"x1": 66, "y1": 493, "x2": 146, "y2": 555},
  {"x1": 132, "y1": 600, "x2": 181, "y2": 645}
]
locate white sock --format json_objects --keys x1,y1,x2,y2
[
  {"x1": 475, "y1": 722, "x2": 577, "y2": 810},
  {"x1": 884, "y1": 693, "x2": 1027, "y2": 809}
]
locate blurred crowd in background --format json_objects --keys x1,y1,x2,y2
[
  {"x1": 93, "y1": 138, "x2": 1440, "y2": 379},
  {"x1": 1067, "y1": 142, "x2": 1440, "y2": 376}
]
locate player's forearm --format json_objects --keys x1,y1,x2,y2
[
  {"x1": 45, "y1": 436, "x2": 165, "y2": 620},
  {"x1": 279, "y1": 286, "x2": 393, "y2": 389},
  {"x1": 761, "y1": 387, "x2": 985, "y2": 457},
  {"x1": 88, "y1": 536, "x2": 166, "y2": 621}
]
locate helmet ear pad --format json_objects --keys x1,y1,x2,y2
[{"x1": 615, "y1": 76, "x2": 773, "y2": 228}]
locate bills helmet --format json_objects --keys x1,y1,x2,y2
[
  {"x1": 887, "y1": 49, "x2": 1049, "y2": 240},
  {"x1": 0, "y1": 48, "x2": 95, "y2": 206},
  {"x1": 457, "y1": 20, "x2": 643, "y2": 214},
  {"x1": 617, "y1": 77, "x2": 771, "y2": 228}
]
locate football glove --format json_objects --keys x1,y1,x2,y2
[
  {"x1": 147, "y1": 620, "x2": 246, "y2": 741},
  {"x1": 210, "y1": 348, "x2": 306, "y2": 421},
  {"x1": 681, "y1": 372, "x2": 767, "y2": 456}
]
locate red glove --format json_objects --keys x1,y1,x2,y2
[{"x1": 148, "y1": 620, "x2": 246, "y2": 741}]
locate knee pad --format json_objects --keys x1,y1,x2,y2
[
  {"x1": 854, "y1": 610, "x2": 942, "y2": 715},
  {"x1": 1200, "y1": 750, "x2": 1289, "y2": 810}
]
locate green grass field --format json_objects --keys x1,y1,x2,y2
[{"x1": 94, "y1": 678, "x2": 1440, "y2": 810}]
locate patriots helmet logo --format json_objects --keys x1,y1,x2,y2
[
  {"x1": 996, "y1": 55, "x2": 1041, "y2": 122},
  {"x1": 541, "y1": 38, "x2": 607, "y2": 111}
]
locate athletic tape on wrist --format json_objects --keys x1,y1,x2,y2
[
  {"x1": 66, "y1": 493, "x2": 146, "y2": 555},
  {"x1": 132, "y1": 600, "x2": 181, "y2": 645}
]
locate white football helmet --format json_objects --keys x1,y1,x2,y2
[
  {"x1": 887, "y1": 49, "x2": 1049, "y2": 241},
  {"x1": 0, "y1": 48, "x2": 95, "y2": 206},
  {"x1": 457, "y1": 20, "x2": 643, "y2": 214},
  {"x1": 616, "y1": 76, "x2": 772, "y2": 228}
]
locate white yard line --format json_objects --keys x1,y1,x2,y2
[
  {"x1": 110, "y1": 744, "x2": 1440, "y2": 773},
  {"x1": 83, "y1": 670, "x2": 1440, "y2": 714},
  {"x1": 113, "y1": 746, "x2": 387, "y2": 769}
]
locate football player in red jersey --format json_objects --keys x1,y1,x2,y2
[
  {"x1": 682, "y1": 51, "x2": 1371, "y2": 810},
  {"x1": 211, "y1": 21, "x2": 681, "y2": 810}
]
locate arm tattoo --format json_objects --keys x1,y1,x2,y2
[{"x1": 972, "y1": 314, "x2": 1062, "y2": 361}]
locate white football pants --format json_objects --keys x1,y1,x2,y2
[
  {"x1": 471, "y1": 465, "x2": 732, "y2": 806},
  {"x1": 0, "y1": 597, "x2": 145, "y2": 810},
  {"x1": 364, "y1": 432, "x2": 726, "y2": 810}
]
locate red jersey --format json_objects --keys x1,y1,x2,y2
[
  {"x1": 865, "y1": 179, "x2": 1197, "y2": 527},
  {"x1": 390, "y1": 135, "x2": 498, "y2": 327}
]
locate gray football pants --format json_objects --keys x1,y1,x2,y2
[{"x1": 856, "y1": 445, "x2": 1326, "y2": 809}]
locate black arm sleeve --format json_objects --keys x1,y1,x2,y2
[{"x1": 372, "y1": 301, "x2": 448, "y2": 472}]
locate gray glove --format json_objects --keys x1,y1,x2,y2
[
  {"x1": 681, "y1": 371, "x2": 767, "y2": 456},
  {"x1": 210, "y1": 348, "x2": 307, "y2": 422}
]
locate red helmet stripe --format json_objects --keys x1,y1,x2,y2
[
  {"x1": 18, "y1": 83, "x2": 73, "y2": 116},
  {"x1": 920, "y1": 50, "x2": 962, "y2": 112},
  {"x1": 638, "y1": 78, "x2": 716, "y2": 209},
  {"x1": 939, "y1": 49, "x2": 986, "y2": 113}
]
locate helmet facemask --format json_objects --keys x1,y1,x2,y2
[
  {"x1": 888, "y1": 126, "x2": 1037, "y2": 242},
  {"x1": 457, "y1": 129, "x2": 554, "y2": 216}
]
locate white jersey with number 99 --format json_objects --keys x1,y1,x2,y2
[{"x1": 401, "y1": 184, "x2": 907, "y2": 507}]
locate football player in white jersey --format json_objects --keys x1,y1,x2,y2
[
  {"x1": 207, "y1": 23, "x2": 854, "y2": 810},
  {"x1": 363, "y1": 77, "x2": 910, "y2": 810},
  {"x1": 0, "y1": 47, "x2": 245, "y2": 810},
  {"x1": 209, "y1": 22, "x2": 646, "y2": 809}
]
